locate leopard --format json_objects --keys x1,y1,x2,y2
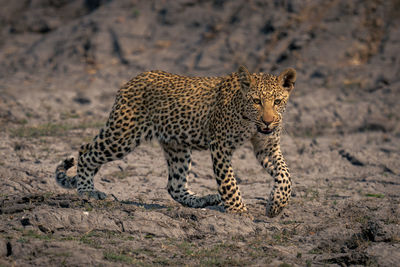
[{"x1": 55, "y1": 65, "x2": 296, "y2": 217}]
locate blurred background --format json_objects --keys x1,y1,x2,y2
[{"x1": 0, "y1": 0, "x2": 399, "y2": 136}]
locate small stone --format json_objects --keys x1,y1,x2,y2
[
  {"x1": 20, "y1": 217, "x2": 30, "y2": 226},
  {"x1": 73, "y1": 96, "x2": 91, "y2": 105}
]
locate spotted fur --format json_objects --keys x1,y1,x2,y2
[{"x1": 55, "y1": 66, "x2": 296, "y2": 217}]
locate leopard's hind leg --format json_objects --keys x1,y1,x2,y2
[
  {"x1": 55, "y1": 98, "x2": 152, "y2": 199},
  {"x1": 162, "y1": 144, "x2": 221, "y2": 208}
]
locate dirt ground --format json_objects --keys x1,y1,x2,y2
[{"x1": 0, "y1": 0, "x2": 399, "y2": 266}]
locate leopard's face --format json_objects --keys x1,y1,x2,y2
[{"x1": 238, "y1": 67, "x2": 296, "y2": 135}]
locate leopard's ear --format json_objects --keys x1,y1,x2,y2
[
  {"x1": 278, "y1": 68, "x2": 296, "y2": 93},
  {"x1": 238, "y1": 65, "x2": 252, "y2": 91}
]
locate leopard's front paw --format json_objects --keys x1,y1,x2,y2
[
  {"x1": 266, "y1": 202, "x2": 284, "y2": 218},
  {"x1": 79, "y1": 190, "x2": 107, "y2": 200},
  {"x1": 225, "y1": 205, "x2": 253, "y2": 219},
  {"x1": 225, "y1": 202, "x2": 248, "y2": 213},
  {"x1": 266, "y1": 187, "x2": 291, "y2": 217}
]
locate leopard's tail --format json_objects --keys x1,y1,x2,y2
[{"x1": 55, "y1": 157, "x2": 78, "y2": 189}]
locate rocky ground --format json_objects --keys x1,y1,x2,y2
[{"x1": 0, "y1": 0, "x2": 399, "y2": 266}]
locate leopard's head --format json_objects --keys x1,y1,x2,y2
[{"x1": 238, "y1": 66, "x2": 296, "y2": 135}]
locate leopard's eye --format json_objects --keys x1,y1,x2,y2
[
  {"x1": 274, "y1": 99, "x2": 282, "y2": 105},
  {"x1": 253, "y1": 98, "x2": 262, "y2": 105}
]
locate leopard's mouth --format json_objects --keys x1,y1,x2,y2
[{"x1": 257, "y1": 126, "x2": 274, "y2": 135}]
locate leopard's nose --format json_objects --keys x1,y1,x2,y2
[{"x1": 262, "y1": 119, "x2": 273, "y2": 127}]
